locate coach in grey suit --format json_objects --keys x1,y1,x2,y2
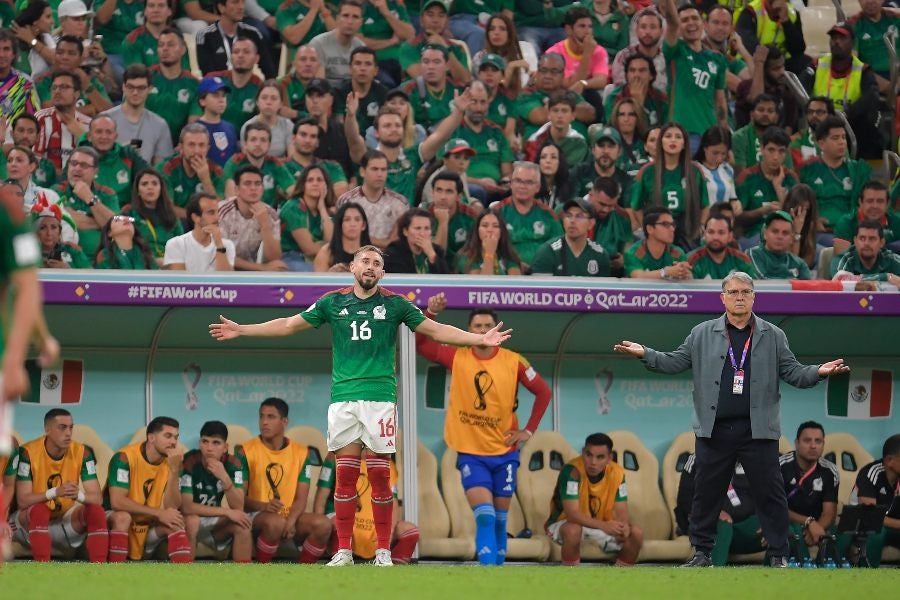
[{"x1": 614, "y1": 272, "x2": 849, "y2": 567}]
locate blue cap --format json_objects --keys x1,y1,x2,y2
[{"x1": 198, "y1": 76, "x2": 230, "y2": 96}]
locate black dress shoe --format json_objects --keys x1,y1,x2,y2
[
  {"x1": 679, "y1": 551, "x2": 713, "y2": 567},
  {"x1": 768, "y1": 556, "x2": 788, "y2": 568}
]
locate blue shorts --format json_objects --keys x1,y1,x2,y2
[{"x1": 456, "y1": 451, "x2": 520, "y2": 498}]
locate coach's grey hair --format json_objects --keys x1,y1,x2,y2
[{"x1": 721, "y1": 272, "x2": 754, "y2": 292}]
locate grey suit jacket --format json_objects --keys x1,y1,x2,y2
[{"x1": 641, "y1": 314, "x2": 823, "y2": 440}]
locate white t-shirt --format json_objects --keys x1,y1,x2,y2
[{"x1": 163, "y1": 232, "x2": 236, "y2": 273}]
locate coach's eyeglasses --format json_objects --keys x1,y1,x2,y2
[{"x1": 723, "y1": 289, "x2": 755, "y2": 298}]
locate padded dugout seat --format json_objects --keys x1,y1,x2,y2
[
  {"x1": 438, "y1": 447, "x2": 550, "y2": 561},
  {"x1": 608, "y1": 431, "x2": 691, "y2": 561},
  {"x1": 73, "y1": 425, "x2": 113, "y2": 489},
  {"x1": 416, "y1": 443, "x2": 473, "y2": 559},
  {"x1": 285, "y1": 425, "x2": 327, "y2": 513},
  {"x1": 822, "y1": 432, "x2": 874, "y2": 506}
]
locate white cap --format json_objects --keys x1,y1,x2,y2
[{"x1": 57, "y1": 0, "x2": 93, "y2": 18}]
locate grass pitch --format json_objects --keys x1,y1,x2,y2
[{"x1": 1, "y1": 562, "x2": 894, "y2": 599}]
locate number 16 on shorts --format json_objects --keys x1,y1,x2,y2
[{"x1": 327, "y1": 401, "x2": 399, "y2": 454}]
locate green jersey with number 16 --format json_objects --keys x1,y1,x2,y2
[{"x1": 300, "y1": 287, "x2": 427, "y2": 404}]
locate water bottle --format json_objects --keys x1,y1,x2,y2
[
  {"x1": 788, "y1": 556, "x2": 800, "y2": 568},
  {"x1": 824, "y1": 557, "x2": 836, "y2": 569},
  {"x1": 840, "y1": 557, "x2": 852, "y2": 569},
  {"x1": 802, "y1": 557, "x2": 816, "y2": 568}
]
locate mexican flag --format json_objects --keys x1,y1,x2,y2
[
  {"x1": 22, "y1": 359, "x2": 83, "y2": 405},
  {"x1": 826, "y1": 369, "x2": 892, "y2": 419}
]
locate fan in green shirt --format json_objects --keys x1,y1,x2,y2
[
  {"x1": 735, "y1": 126, "x2": 797, "y2": 240},
  {"x1": 732, "y1": 95, "x2": 794, "y2": 172},
  {"x1": 277, "y1": 0, "x2": 331, "y2": 60},
  {"x1": 832, "y1": 182, "x2": 900, "y2": 254},
  {"x1": 223, "y1": 123, "x2": 295, "y2": 208},
  {"x1": 747, "y1": 210, "x2": 811, "y2": 279},
  {"x1": 121, "y1": 0, "x2": 189, "y2": 68},
  {"x1": 831, "y1": 221, "x2": 900, "y2": 284},
  {"x1": 688, "y1": 213, "x2": 758, "y2": 279},
  {"x1": 798, "y1": 117, "x2": 871, "y2": 230},
  {"x1": 427, "y1": 170, "x2": 481, "y2": 267},
  {"x1": 400, "y1": 45, "x2": 465, "y2": 131},
  {"x1": 582, "y1": 0, "x2": 629, "y2": 59},
  {"x1": 80, "y1": 118, "x2": 150, "y2": 209},
  {"x1": 360, "y1": 0, "x2": 414, "y2": 63},
  {"x1": 94, "y1": 0, "x2": 145, "y2": 55},
  {"x1": 624, "y1": 207, "x2": 691, "y2": 279},
  {"x1": 496, "y1": 164, "x2": 563, "y2": 267},
  {"x1": 95, "y1": 215, "x2": 159, "y2": 269},
  {"x1": 851, "y1": 8, "x2": 900, "y2": 80},
  {"x1": 155, "y1": 125, "x2": 227, "y2": 216},
  {"x1": 399, "y1": 0, "x2": 470, "y2": 82},
  {"x1": 531, "y1": 199, "x2": 611, "y2": 276},
  {"x1": 147, "y1": 57, "x2": 200, "y2": 145},
  {"x1": 587, "y1": 176, "x2": 635, "y2": 269},
  {"x1": 54, "y1": 149, "x2": 120, "y2": 260}
]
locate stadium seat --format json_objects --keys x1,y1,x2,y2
[
  {"x1": 284, "y1": 425, "x2": 327, "y2": 513},
  {"x1": 607, "y1": 431, "x2": 692, "y2": 561},
  {"x1": 818, "y1": 247, "x2": 835, "y2": 280},
  {"x1": 661, "y1": 432, "x2": 695, "y2": 536},
  {"x1": 437, "y1": 447, "x2": 551, "y2": 561},
  {"x1": 779, "y1": 435, "x2": 792, "y2": 454},
  {"x1": 821, "y1": 432, "x2": 874, "y2": 506},
  {"x1": 800, "y1": 7, "x2": 836, "y2": 58},
  {"x1": 183, "y1": 33, "x2": 203, "y2": 79},
  {"x1": 278, "y1": 45, "x2": 289, "y2": 79},
  {"x1": 73, "y1": 424, "x2": 114, "y2": 489},
  {"x1": 416, "y1": 443, "x2": 474, "y2": 559}
]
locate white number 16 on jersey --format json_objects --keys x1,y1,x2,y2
[{"x1": 350, "y1": 320, "x2": 372, "y2": 340}]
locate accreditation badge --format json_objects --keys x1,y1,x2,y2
[{"x1": 732, "y1": 369, "x2": 745, "y2": 395}]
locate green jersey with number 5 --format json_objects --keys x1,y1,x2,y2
[
  {"x1": 629, "y1": 163, "x2": 710, "y2": 216},
  {"x1": 300, "y1": 287, "x2": 427, "y2": 404},
  {"x1": 663, "y1": 39, "x2": 726, "y2": 135}
]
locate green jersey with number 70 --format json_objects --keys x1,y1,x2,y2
[
  {"x1": 299, "y1": 287, "x2": 427, "y2": 404},
  {"x1": 663, "y1": 39, "x2": 726, "y2": 136}
]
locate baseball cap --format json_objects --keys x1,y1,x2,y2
[
  {"x1": 827, "y1": 22, "x2": 854, "y2": 39},
  {"x1": 422, "y1": 0, "x2": 449, "y2": 12},
  {"x1": 197, "y1": 76, "x2": 230, "y2": 96},
  {"x1": 764, "y1": 209, "x2": 794, "y2": 225},
  {"x1": 57, "y1": 0, "x2": 93, "y2": 18},
  {"x1": 562, "y1": 198, "x2": 597, "y2": 220},
  {"x1": 479, "y1": 53, "x2": 507, "y2": 72},
  {"x1": 444, "y1": 139, "x2": 476, "y2": 157},
  {"x1": 385, "y1": 87, "x2": 410, "y2": 102},
  {"x1": 589, "y1": 124, "x2": 622, "y2": 146},
  {"x1": 306, "y1": 78, "x2": 333, "y2": 96},
  {"x1": 420, "y1": 42, "x2": 449, "y2": 58}
]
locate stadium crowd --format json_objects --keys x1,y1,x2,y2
[{"x1": 1, "y1": 0, "x2": 898, "y2": 284}]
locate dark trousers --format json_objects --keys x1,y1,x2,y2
[{"x1": 689, "y1": 418, "x2": 789, "y2": 557}]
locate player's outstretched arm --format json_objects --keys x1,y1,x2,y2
[
  {"x1": 209, "y1": 314, "x2": 312, "y2": 340},
  {"x1": 415, "y1": 318, "x2": 512, "y2": 348}
]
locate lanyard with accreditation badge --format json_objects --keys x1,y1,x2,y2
[{"x1": 727, "y1": 325, "x2": 753, "y2": 395}]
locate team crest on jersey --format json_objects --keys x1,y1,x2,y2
[
  {"x1": 487, "y1": 139, "x2": 498, "y2": 152},
  {"x1": 117, "y1": 169, "x2": 129, "y2": 184},
  {"x1": 789, "y1": 268, "x2": 799, "y2": 277},
  {"x1": 367, "y1": 102, "x2": 379, "y2": 117},
  {"x1": 533, "y1": 221, "x2": 545, "y2": 235},
  {"x1": 373, "y1": 305, "x2": 386, "y2": 320},
  {"x1": 587, "y1": 260, "x2": 599, "y2": 275},
  {"x1": 263, "y1": 174, "x2": 274, "y2": 189},
  {"x1": 454, "y1": 228, "x2": 468, "y2": 243},
  {"x1": 842, "y1": 177, "x2": 852, "y2": 191},
  {"x1": 243, "y1": 99, "x2": 256, "y2": 113},
  {"x1": 213, "y1": 131, "x2": 230, "y2": 150},
  {"x1": 177, "y1": 89, "x2": 190, "y2": 103},
  {"x1": 812, "y1": 477, "x2": 823, "y2": 491},
  {"x1": 498, "y1": 104, "x2": 507, "y2": 117},
  {"x1": 708, "y1": 62, "x2": 717, "y2": 74}
]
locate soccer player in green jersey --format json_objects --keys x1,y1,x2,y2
[
  {"x1": 210, "y1": 245, "x2": 512, "y2": 566},
  {"x1": 181, "y1": 421, "x2": 252, "y2": 562}
]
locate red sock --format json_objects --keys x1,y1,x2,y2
[
  {"x1": 81, "y1": 504, "x2": 109, "y2": 563},
  {"x1": 298, "y1": 538, "x2": 326, "y2": 564},
  {"x1": 615, "y1": 558, "x2": 635, "y2": 567},
  {"x1": 561, "y1": 549, "x2": 581, "y2": 566},
  {"x1": 255, "y1": 536, "x2": 279, "y2": 563},
  {"x1": 167, "y1": 530, "x2": 193, "y2": 563},
  {"x1": 334, "y1": 456, "x2": 361, "y2": 551},
  {"x1": 366, "y1": 457, "x2": 393, "y2": 550},
  {"x1": 108, "y1": 530, "x2": 128, "y2": 563},
  {"x1": 391, "y1": 527, "x2": 419, "y2": 564},
  {"x1": 26, "y1": 503, "x2": 52, "y2": 562}
]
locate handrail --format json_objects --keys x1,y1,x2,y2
[
  {"x1": 883, "y1": 150, "x2": 900, "y2": 183},
  {"x1": 830, "y1": 0, "x2": 847, "y2": 23}
]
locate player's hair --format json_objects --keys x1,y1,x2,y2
[
  {"x1": 547, "y1": 90, "x2": 577, "y2": 111},
  {"x1": 432, "y1": 169, "x2": 464, "y2": 194},
  {"x1": 760, "y1": 125, "x2": 790, "y2": 148},
  {"x1": 857, "y1": 219, "x2": 885, "y2": 239},
  {"x1": 234, "y1": 164, "x2": 263, "y2": 185},
  {"x1": 564, "y1": 6, "x2": 591, "y2": 26},
  {"x1": 360, "y1": 149, "x2": 388, "y2": 169},
  {"x1": 704, "y1": 210, "x2": 733, "y2": 232},
  {"x1": 591, "y1": 176, "x2": 620, "y2": 199},
  {"x1": 147, "y1": 416, "x2": 180, "y2": 436},
  {"x1": 122, "y1": 64, "x2": 151, "y2": 85},
  {"x1": 353, "y1": 244, "x2": 384, "y2": 262},
  {"x1": 642, "y1": 206, "x2": 672, "y2": 237},
  {"x1": 860, "y1": 180, "x2": 888, "y2": 201},
  {"x1": 52, "y1": 69, "x2": 82, "y2": 92},
  {"x1": 186, "y1": 192, "x2": 219, "y2": 227},
  {"x1": 350, "y1": 46, "x2": 377, "y2": 62},
  {"x1": 293, "y1": 116, "x2": 320, "y2": 136},
  {"x1": 795, "y1": 420, "x2": 825, "y2": 440},
  {"x1": 721, "y1": 271, "x2": 754, "y2": 292},
  {"x1": 814, "y1": 115, "x2": 846, "y2": 141},
  {"x1": 243, "y1": 121, "x2": 272, "y2": 142},
  {"x1": 584, "y1": 432, "x2": 613, "y2": 451},
  {"x1": 260, "y1": 397, "x2": 289, "y2": 418},
  {"x1": 468, "y1": 308, "x2": 499, "y2": 326},
  {"x1": 44, "y1": 408, "x2": 72, "y2": 425},
  {"x1": 883, "y1": 433, "x2": 900, "y2": 458},
  {"x1": 200, "y1": 420, "x2": 229, "y2": 441}
]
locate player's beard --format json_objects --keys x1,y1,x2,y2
[{"x1": 356, "y1": 271, "x2": 378, "y2": 291}]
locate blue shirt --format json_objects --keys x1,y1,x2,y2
[{"x1": 199, "y1": 119, "x2": 238, "y2": 166}]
